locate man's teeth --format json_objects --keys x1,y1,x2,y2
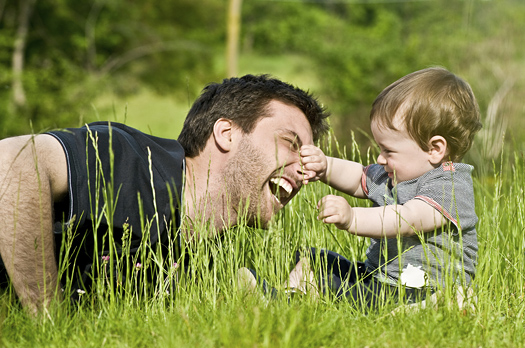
[{"x1": 270, "y1": 177, "x2": 293, "y2": 198}]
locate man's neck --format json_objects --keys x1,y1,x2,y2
[{"x1": 183, "y1": 156, "x2": 232, "y2": 236}]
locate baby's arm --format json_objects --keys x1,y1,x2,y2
[
  {"x1": 301, "y1": 145, "x2": 366, "y2": 198},
  {"x1": 318, "y1": 195, "x2": 448, "y2": 238}
]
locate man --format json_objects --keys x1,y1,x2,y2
[{"x1": 0, "y1": 74, "x2": 329, "y2": 314}]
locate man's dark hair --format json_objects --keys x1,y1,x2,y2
[{"x1": 178, "y1": 74, "x2": 330, "y2": 157}]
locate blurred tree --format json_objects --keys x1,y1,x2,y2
[
  {"x1": 242, "y1": 0, "x2": 525, "y2": 156},
  {"x1": 227, "y1": 0, "x2": 243, "y2": 77},
  {"x1": 0, "y1": 0, "x2": 224, "y2": 137},
  {"x1": 243, "y1": 1, "x2": 409, "y2": 147},
  {"x1": 12, "y1": 0, "x2": 35, "y2": 109},
  {"x1": 1, "y1": 0, "x2": 523, "y2": 160}
]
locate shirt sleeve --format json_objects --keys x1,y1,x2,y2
[
  {"x1": 413, "y1": 162, "x2": 477, "y2": 231},
  {"x1": 362, "y1": 164, "x2": 389, "y2": 198}
]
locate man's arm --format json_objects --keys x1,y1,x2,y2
[{"x1": 0, "y1": 134, "x2": 68, "y2": 314}]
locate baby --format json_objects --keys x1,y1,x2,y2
[{"x1": 300, "y1": 67, "x2": 482, "y2": 306}]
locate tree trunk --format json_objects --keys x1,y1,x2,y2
[
  {"x1": 226, "y1": 0, "x2": 242, "y2": 77},
  {"x1": 85, "y1": 1, "x2": 105, "y2": 71},
  {"x1": 12, "y1": 0, "x2": 36, "y2": 109},
  {"x1": 0, "y1": 0, "x2": 7, "y2": 23}
]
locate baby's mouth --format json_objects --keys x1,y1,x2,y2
[{"x1": 269, "y1": 177, "x2": 294, "y2": 205}]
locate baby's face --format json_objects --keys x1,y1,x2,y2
[{"x1": 371, "y1": 119, "x2": 436, "y2": 185}]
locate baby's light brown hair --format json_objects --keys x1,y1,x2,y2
[{"x1": 370, "y1": 67, "x2": 482, "y2": 162}]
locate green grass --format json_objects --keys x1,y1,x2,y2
[
  {"x1": 1, "y1": 132, "x2": 524, "y2": 348},
  {"x1": 2, "y1": 52, "x2": 524, "y2": 345}
]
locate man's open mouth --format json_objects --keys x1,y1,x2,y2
[{"x1": 269, "y1": 177, "x2": 294, "y2": 205}]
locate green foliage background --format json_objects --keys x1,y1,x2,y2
[{"x1": 2, "y1": 0, "x2": 524, "y2": 163}]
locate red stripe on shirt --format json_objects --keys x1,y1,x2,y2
[
  {"x1": 362, "y1": 165, "x2": 371, "y2": 196},
  {"x1": 414, "y1": 195, "x2": 458, "y2": 226}
]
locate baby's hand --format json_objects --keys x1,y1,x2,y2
[
  {"x1": 317, "y1": 195, "x2": 354, "y2": 231},
  {"x1": 300, "y1": 145, "x2": 327, "y2": 184}
]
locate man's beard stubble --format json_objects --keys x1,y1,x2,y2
[{"x1": 223, "y1": 136, "x2": 270, "y2": 227}]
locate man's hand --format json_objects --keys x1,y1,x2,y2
[
  {"x1": 317, "y1": 195, "x2": 354, "y2": 231},
  {"x1": 300, "y1": 145, "x2": 328, "y2": 184}
]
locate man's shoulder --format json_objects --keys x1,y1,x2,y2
[
  {"x1": 48, "y1": 121, "x2": 185, "y2": 157},
  {"x1": 47, "y1": 121, "x2": 185, "y2": 187}
]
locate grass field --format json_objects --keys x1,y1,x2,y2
[
  {"x1": 1, "y1": 54, "x2": 524, "y2": 347},
  {"x1": 0, "y1": 132, "x2": 524, "y2": 348}
]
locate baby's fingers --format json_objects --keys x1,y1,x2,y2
[
  {"x1": 301, "y1": 160, "x2": 319, "y2": 173},
  {"x1": 300, "y1": 147, "x2": 324, "y2": 163},
  {"x1": 301, "y1": 170, "x2": 317, "y2": 184},
  {"x1": 317, "y1": 207, "x2": 336, "y2": 221},
  {"x1": 320, "y1": 215, "x2": 344, "y2": 225},
  {"x1": 317, "y1": 196, "x2": 341, "y2": 216},
  {"x1": 317, "y1": 195, "x2": 353, "y2": 229},
  {"x1": 317, "y1": 195, "x2": 344, "y2": 208},
  {"x1": 317, "y1": 205, "x2": 344, "y2": 225},
  {"x1": 300, "y1": 144, "x2": 322, "y2": 156}
]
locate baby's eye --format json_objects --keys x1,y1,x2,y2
[{"x1": 381, "y1": 149, "x2": 393, "y2": 156}]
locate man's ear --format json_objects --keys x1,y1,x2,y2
[
  {"x1": 428, "y1": 135, "x2": 448, "y2": 164},
  {"x1": 213, "y1": 118, "x2": 234, "y2": 153}
]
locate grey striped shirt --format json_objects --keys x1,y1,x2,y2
[{"x1": 362, "y1": 162, "x2": 478, "y2": 287}]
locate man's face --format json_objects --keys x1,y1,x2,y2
[{"x1": 224, "y1": 100, "x2": 314, "y2": 227}]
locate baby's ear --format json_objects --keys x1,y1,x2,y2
[{"x1": 428, "y1": 135, "x2": 448, "y2": 165}]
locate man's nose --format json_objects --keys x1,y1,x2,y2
[{"x1": 290, "y1": 155, "x2": 305, "y2": 182}]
